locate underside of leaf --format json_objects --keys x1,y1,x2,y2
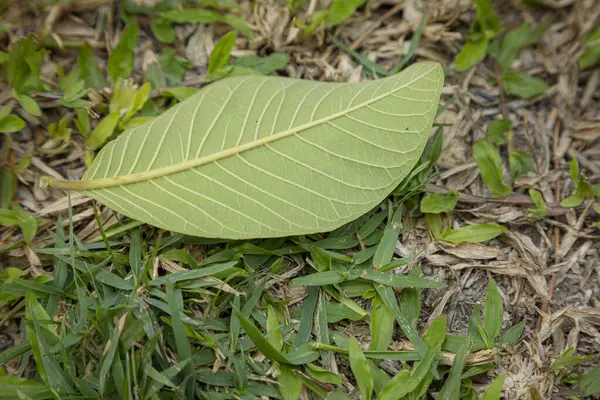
[{"x1": 53, "y1": 62, "x2": 443, "y2": 239}]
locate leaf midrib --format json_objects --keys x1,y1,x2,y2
[{"x1": 68, "y1": 65, "x2": 439, "y2": 191}]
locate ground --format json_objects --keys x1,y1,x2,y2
[{"x1": 0, "y1": 0, "x2": 599, "y2": 399}]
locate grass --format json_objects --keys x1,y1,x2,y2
[{"x1": 1, "y1": 0, "x2": 600, "y2": 399}]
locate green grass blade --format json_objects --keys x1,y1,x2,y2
[
  {"x1": 166, "y1": 284, "x2": 196, "y2": 398},
  {"x1": 150, "y1": 261, "x2": 237, "y2": 286},
  {"x1": 374, "y1": 285, "x2": 427, "y2": 357},
  {"x1": 349, "y1": 336, "x2": 373, "y2": 400},
  {"x1": 279, "y1": 365, "x2": 303, "y2": 400},
  {"x1": 370, "y1": 294, "x2": 394, "y2": 351},
  {"x1": 99, "y1": 317, "x2": 123, "y2": 395},
  {"x1": 295, "y1": 286, "x2": 318, "y2": 347},
  {"x1": 315, "y1": 289, "x2": 330, "y2": 364},
  {"x1": 235, "y1": 310, "x2": 290, "y2": 364},
  {"x1": 481, "y1": 374, "x2": 505, "y2": 400},
  {"x1": 393, "y1": 11, "x2": 427, "y2": 73},
  {"x1": 483, "y1": 279, "x2": 503, "y2": 343},
  {"x1": 373, "y1": 205, "x2": 403, "y2": 268},
  {"x1": 363, "y1": 269, "x2": 445, "y2": 289},
  {"x1": 438, "y1": 339, "x2": 471, "y2": 400}
]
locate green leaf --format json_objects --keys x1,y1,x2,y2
[
  {"x1": 159, "y1": 8, "x2": 222, "y2": 23},
  {"x1": 86, "y1": 112, "x2": 120, "y2": 149},
  {"x1": 267, "y1": 305, "x2": 283, "y2": 353},
  {"x1": 326, "y1": 391, "x2": 352, "y2": 400},
  {"x1": 473, "y1": 140, "x2": 512, "y2": 197},
  {"x1": 373, "y1": 205, "x2": 403, "y2": 268},
  {"x1": 108, "y1": 22, "x2": 139, "y2": 81},
  {"x1": 442, "y1": 224, "x2": 506, "y2": 244},
  {"x1": 16, "y1": 94, "x2": 41, "y2": 116},
  {"x1": 162, "y1": 87, "x2": 200, "y2": 101},
  {"x1": 569, "y1": 158, "x2": 580, "y2": 185},
  {"x1": 425, "y1": 213, "x2": 442, "y2": 239},
  {"x1": 483, "y1": 279, "x2": 503, "y2": 342},
  {"x1": 375, "y1": 285, "x2": 427, "y2": 357},
  {"x1": 502, "y1": 72, "x2": 549, "y2": 99},
  {"x1": 581, "y1": 364, "x2": 600, "y2": 395},
  {"x1": 17, "y1": 212, "x2": 37, "y2": 243},
  {"x1": 166, "y1": 284, "x2": 195, "y2": 397},
  {"x1": 295, "y1": 10, "x2": 328, "y2": 35},
  {"x1": 327, "y1": 0, "x2": 366, "y2": 25},
  {"x1": 123, "y1": 82, "x2": 151, "y2": 123},
  {"x1": 223, "y1": 14, "x2": 254, "y2": 39},
  {"x1": 420, "y1": 191, "x2": 457, "y2": 214},
  {"x1": 492, "y1": 22, "x2": 548, "y2": 71},
  {"x1": 550, "y1": 347, "x2": 597, "y2": 371},
  {"x1": 578, "y1": 26, "x2": 600, "y2": 70},
  {"x1": 305, "y1": 363, "x2": 343, "y2": 385},
  {"x1": 10, "y1": 203, "x2": 37, "y2": 243},
  {"x1": 370, "y1": 295, "x2": 394, "y2": 351},
  {"x1": 0, "y1": 114, "x2": 26, "y2": 133},
  {"x1": 349, "y1": 336, "x2": 373, "y2": 400},
  {"x1": 209, "y1": 31, "x2": 237, "y2": 76},
  {"x1": 0, "y1": 376, "x2": 53, "y2": 399},
  {"x1": 0, "y1": 209, "x2": 20, "y2": 226},
  {"x1": 481, "y1": 374, "x2": 505, "y2": 400},
  {"x1": 473, "y1": 0, "x2": 502, "y2": 37},
  {"x1": 279, "y1": 365, "x2": 302, "y2": 400},
  {"x1": 438, "y1": 339, "x2": 471, "y2": 400},
  {"x1": 560, "y1": 194, "x2": 584, "y2": 208},
  {"x1": 393, "y1": 12, "x2": 426, "y2": 73},
  {"x1": 510, "y1": 150, "x2": 535, "y2": 180},
  {"x1": 333, "y1": 38, "x2": 390, "y2": 78},
  {"x1": 48, "y1": 62, "x2": 444, "y2": 239},
  {"x1": 500, "y1": 320, "x2": 524, "y2": 344},
  {"x1": 78, "y1": 43, "x2": 105, "y2": 88},
  {"x1": 455, "y1": 37, "x2": 489, "y2": 71},
  {"x1": 528, "y1": 189, "x2": 548, "y2": 219},
  {"x1": 487, "y1": 119, "x2": 511, "y2": 145},
  {"x1": 99, "y1": 316, "x2": 122, "y2": 395},
  {"x1": 150, "y1": 18, "x2": 175, "y2": 43},
  {"x1": 159, "y1": 48, "x2": 190, "y2": 85},
  {"x1": 326, "y1": 301, "x2": 363, "y2": 322},
  {"x1": 362, "y1": 269, "x2": 445, "y2": 289},
  {"x1": 235, "y1": 310, "x2": 290, "y2": 364},
  {"x1": 232, "y1": 53, "x2": 290, "y2": 75}
]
